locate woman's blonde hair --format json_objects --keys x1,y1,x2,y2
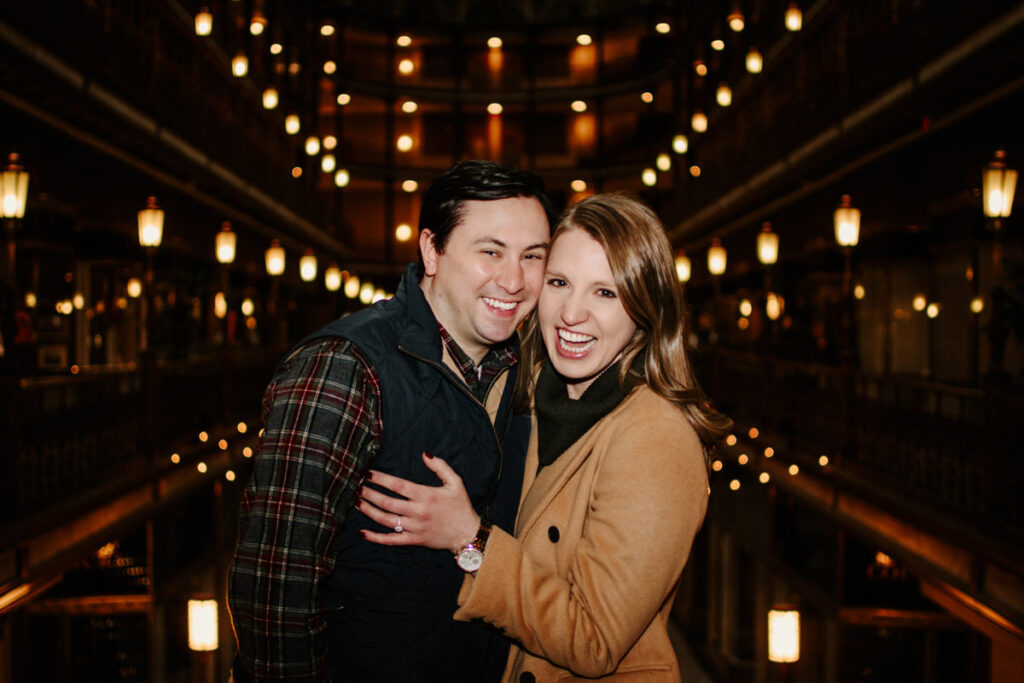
[{"x1": 516, "y1": 192, "x2": 731, "y2": 447}]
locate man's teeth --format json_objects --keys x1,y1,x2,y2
[
  {"x1": 558, "y1": 329, "x2": 595, "y2": 344},
  {"x1": 483, "y1": 297, "x2": 517, "y2": 311}
]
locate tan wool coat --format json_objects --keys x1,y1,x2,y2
[{"x1": 454, "y1": 385, "x2": 710, "y2": 682}]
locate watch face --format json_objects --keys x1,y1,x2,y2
[{"x1": 457, "y1": 547, "x2": 484, "y2": 572}]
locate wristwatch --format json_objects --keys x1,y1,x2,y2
[{"x1": 454, "y1": 521, "x2": 492, "y2": 573}]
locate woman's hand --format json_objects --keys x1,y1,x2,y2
[{"x1": 357, "y1": 452, "x2": 480, "y2": 553}]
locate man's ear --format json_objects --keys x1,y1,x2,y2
[{"x1": 420, "y1": 228, "x2": 439, "y2": 276}]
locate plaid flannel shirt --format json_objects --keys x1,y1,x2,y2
[{"x1": 228, "y1": 327, "x2": 516, "y2": 680}]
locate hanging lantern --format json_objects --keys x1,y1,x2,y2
[
  {"x1": 1, "y1": 153, "x2": 30, "y2": 219},
  {"x1": 641, "y1": 168, "x2": 658, "y2": 187},
  {"x1": 232, "y1": 51, "x2": 249, "y2": 77},
  {"x1": 746, "y1": 47, "x2": 763, "y2": 74},
  {"x1": 215, "y1": 222, "x2": 236, "y2": 264},
  {"x1": 214, "y1": 291, "x2": 228, "y2": 319},
  {"x1": 262, "y1": 87, "x2": 279, "y2": 110},
  {"x1": 194, "y1": 7, "x2": 212, "y2": 36},
  {"x1": 395, "y1": 223, "x2": 414, "y2": 242},
  {"x1": 785, "y1": 3, "x2": 803, "y2": 31},
  {"x1": 344, "y1": 274, "x2": 360, "y2": 298},
  {"x1": 834, "y1": 195, "x2": 860, "y2": 248},
  {"x1": 691, "y1": 110, "x2": 708, "y2": 133},
  {"x1": 359, "y1": 281, "x2": 375, "y2": 304},
  {"x1": 187, "y1": 599, "x2": 218, "y2": 652},
  {"x1": 766, "y1": 292, "x2": 784, "y2": 320},
  {"x1": 716, "y1": 82, "x2": 732, "y2": 107},
  {"x1": 299, "y1": 249, "x2": 317, "y2": 282},
  {"x1": 708, "y1": 238, "x2": 727, "y2": 276},
  {"x1": 249, "y1": 9, "x2": 267, "y2": 36},
  {"x1": 325, "y1": 263, "x2": 342, "y2": 291},
  {"x1": 757, "y1": 222, "x2": 779, "y2": 265},
  {"x1": 672, "y1": 134, "x2": 689, "y2": 155},
  {"x1": 982, "y1": 150, "x2": 1017, "y2": 219},
  {"x1": 768, "y1": 606, "x2": 800, "y2": 662},
  {"x1": 674, "y1": 250, "x2": 691, "y2": 283},
  {"x1": 265, "y1": 240, "x2": 285, "y2": 276},
  {"x1": 137, "y1": 196, "x2": 164, "y2": 248}
]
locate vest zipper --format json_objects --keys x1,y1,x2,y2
[{"x1": 397, "y1": 345, "x2": 508, "y2": 522}]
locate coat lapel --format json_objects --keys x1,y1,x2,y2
[
  {"x1": 514, "y1": 389, "x2": 643, "y2": 539},
  {"x1": 515, "y1": 426, "x2": 596, "y2": 539}
]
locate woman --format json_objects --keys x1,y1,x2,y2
[{"x1": 358, "y1": 193, "x2": 730, "y2": 681}]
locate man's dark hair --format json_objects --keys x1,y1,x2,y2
[{"x1": 418, "y1": 160, "x2": 557, "y2": 253}]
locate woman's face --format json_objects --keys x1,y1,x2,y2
[{"x1": 538, "y1": 228, "x2": 638, "y2": 400}]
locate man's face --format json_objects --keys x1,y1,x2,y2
[{"x1": 420, "y1": 197, "x2": 550, "y2": 363}]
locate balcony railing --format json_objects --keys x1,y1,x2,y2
[
  {"x1": 700, "y1": 348, "x2": 1024, "y2": 537},
  {"x1": 1, "y1": 348, "x2": 279, "y2": 530}
]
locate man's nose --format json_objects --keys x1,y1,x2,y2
[{"x1": 497, "y1": 259, "x2": 525, "y2": 293}]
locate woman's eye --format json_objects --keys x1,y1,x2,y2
[
  {"x1": 546, "y1": 278, "x2": 566, "y2": 287},
  {"x1": 597, "y1": 289, "x2": 617, "y2": 298}
]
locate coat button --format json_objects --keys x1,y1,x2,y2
[
  {"x1": 548, "y1": 526, "x2": 559, "y2": 542},
  {"x1": 520, "y1": 673, "x2": 536, "y2": 683}
]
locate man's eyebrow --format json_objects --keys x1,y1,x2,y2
[{"x1": 472, "y1": 238, "x2": 550, "y2": 251}]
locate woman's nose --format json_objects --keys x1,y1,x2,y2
[{"x1": 560, "y1": 294, "x2": 588, "y2": 325}]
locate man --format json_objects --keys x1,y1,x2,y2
[{"x1": 228, "y1": 160, "x2": 555, "y2": 681}]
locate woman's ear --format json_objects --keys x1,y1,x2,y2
[{"x1": 420, "y1": 228, "x2": 439, "y2": 276}]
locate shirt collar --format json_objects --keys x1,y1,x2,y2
[{"x1": 437, "y1": 322, "x2": 518, "y2": 387}]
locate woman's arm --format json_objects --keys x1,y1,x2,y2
[{"x1": 454, "y1": 412, "x2": 708, "y2": 678}]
